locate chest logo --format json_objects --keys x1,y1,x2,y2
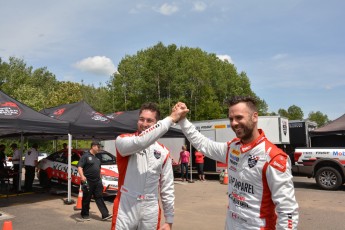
[
  {"x1": 231, "y1": 149, "x2": 240, "y2": 156},
  {"x1": 154, "y1": 150, "x2": 161, "y2": 159},
  {"x1": 88, "y1": 156, "x2": 92, "y2": 161},
  {"x1": 248, "y1": 155, "x2": 259, "y2": 168}
]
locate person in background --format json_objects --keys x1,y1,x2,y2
[
  {"x1": 62, "y1": 143, "x2": 68, "y2": 150},
  {"x1": 194, "y1": 150, "x2": 205, "y2": 181},
  {"x1": 77, "y1": 141, "x2": 112, "y2": 221},
  {"x1": 0, "y1": 144, "x2": 6, "y2": 169},
  {"x1": 178, "y1": 145, "x2": 190, "y2": 182},
  {"x1": 24, "y1": 143, "x2": 39, "y2": 192},
  {"x1": 111, "y1": 102, "x2": 183, "y2": 230},
  {"x1": 175, "y1": 97, "x2": 299, "y2": 229},
  {"x1": 10, "y1": 143, "x2": 21, "y2": 192},
  {"x1": 0, "y1": 144, "x2": 6, "y2": 186}
]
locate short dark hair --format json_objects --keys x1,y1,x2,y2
[
  {"x1": 90, "y1": 141, "x2": 102, "y2": 147},
  {"x1": 139, "y1": 102, "x2": 161, "y2": 120},
  {"x1": 226, "y1": 96, "x2": 258, "y2": 112},
  {"x1": 11, "y1": 143, "x2": 17, "y2": 148}
]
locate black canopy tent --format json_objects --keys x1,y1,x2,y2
[
  {"x1": 0, "y1": 93, "x2": 184, "y2": 200},
  {"x1": 0, "y1": 90, "x2": 70, "y2": 192},
  {"x1": 309, "y1": 114, "x2": 345, "y2": 147},
  {"x1": 40, "y1": 101, "x2": 132, "y2": 139},
  {"x1": 0, "y1": 90, "x2": 69, "y2": 137},
  {"x1": 40, "y1": 101, "x2": 143, "y2": 203}
]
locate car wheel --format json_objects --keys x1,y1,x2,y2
[
  {"x1": 39, "y1": 170, "x2": 50, "y2": 187},
  {"x1": 315, "y1": 167, "x2": 342, "y2": 190}
]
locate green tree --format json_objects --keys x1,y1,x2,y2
[
  {"x1": 278, "y1": 106, "x2": 304, "y2": 120},
  {"x1": 308, "y1": 111, "x2": 329, "y2": 127},
  {"x1": 0, "y1": 57, "x2": 31, "y2": 95},
  {"x1": 287, "y1": 105, "x2": 304, "y2": 120},
  {"x1": 278, "y1": 109, "x2": 289, "y2": 118},
  {"x1": 14, "y1": 85, "x2": 46, "y2": 111},
  {"x1": 46, "y1": 81, "x2": 83, "y2": 108},
  {"x1": 80, "y1": 83, "x2": 113, "y2": 114},
  {"x1": 108, "y1": 42, "x2": 262, "y2": 120}
]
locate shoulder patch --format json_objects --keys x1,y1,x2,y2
[{"x1": 269, "y1": 154, "x2": 287, "y2": 172}]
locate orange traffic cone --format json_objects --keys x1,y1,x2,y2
[
  {"x1": 2, "y1": 220, "x2": 13, "y2": 230},
  {"x1": 74, "y1": 185, "x2": 83, "y2": 210},
  {"x1": 223, "y1": 169, "x2": 229, "y2": 185}
]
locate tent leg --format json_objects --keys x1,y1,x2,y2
[
  {"x1": 64, "y1": 133, "x2": 75, "y2": 205},
  {"x1": 188, "y1": 142, "x2": 194, "y2": 183}
]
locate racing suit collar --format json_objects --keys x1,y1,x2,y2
[{"x1": 240, "y1": 129, "x2": 266, "y2": 153}]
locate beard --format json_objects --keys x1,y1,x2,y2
[{"x1": 232, "y1": 120, "x2": 256, "y2": 143}]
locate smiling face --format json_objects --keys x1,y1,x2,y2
[
  {"x1": 137, "y1": 109, "x2": 157, "y2": 133},
  {"x1": 228, "y1": 102, "x2": 258, "y2": 144}
]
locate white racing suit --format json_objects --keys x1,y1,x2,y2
[
  {"x1": 179, "y1": 118, "x2": 299, "y2": 230},
  {"x1": 111, "y1": 117, "x2": 175, "y2": 230}
]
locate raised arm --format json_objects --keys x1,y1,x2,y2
[{"x1": 116, "y1": 104, "x2": 187, "y2": 156}]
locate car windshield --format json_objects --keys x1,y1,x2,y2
[
  {"x1": 96, "y1": 151, "x2": 116, "y2": 165},
  {"x1": 47, "y1": 150, "x2": 115, "y2": 165},
  {"x1": 47, "y1": 151, "x2": 67, "y2": 163}
]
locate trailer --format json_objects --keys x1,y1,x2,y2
[
  {"x1": 288, "y1": 120, "x2": 317, "y2": 148},
  {"x1": 102, "y1": 116, "x2": 289, "y2": 173},
  {"x1": 285, "y1": 120, "x2": 317, "y2": 165},
  {"x1": 177, "y1": 116, "x2": 290, "y2": 172}
]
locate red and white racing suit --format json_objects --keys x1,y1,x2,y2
[
  {"x1": 179, "y1": 118, "x2": 299, "y2": 230},
  {"x1": 111, "y1": 117, "x2": 175, "y2": 230}
]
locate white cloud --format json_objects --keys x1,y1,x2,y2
[
  {"x1": 73, "y1": 56, "x2": 116, "y2": 76},
  {"x1": 217, "y1": 54, "x2": 233, "y2": 64},
  {"x1": 272, "y1": 53, "x2": 288, "y2": 60},
  {"x1": 129, "y1": 4, "x2": 147, "y2": 14},
  {"x1": 324, "y1": 85, "x2": 333, "y2": 90},
  {"x1": 192, "y1": 1, "x2": 207, "y2": 12},
  {"x1": 155, "y1": 3, "x2": 179, "y2": 15}
]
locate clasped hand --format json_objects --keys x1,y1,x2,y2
[{"x1": 170, "y1": 102, "x2": 189, "y2": 123}]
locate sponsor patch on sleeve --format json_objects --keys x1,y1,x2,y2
[{"x1": 269, "y1": 155, "x2": 287, "y2": 172}]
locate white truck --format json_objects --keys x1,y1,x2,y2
[{"x1": 293, "y1": 148, "x2": 345, "y2": 190}]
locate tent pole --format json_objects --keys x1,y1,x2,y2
[
  {"x1": 64, "y1": 133, "x2": 74, "y2": 204},
  {"x1": 189, "y1": 142, "x2": 194, "y2": 183},
  {"x1": 18, "y1": 134, "x2": 24, "y2": 192}
]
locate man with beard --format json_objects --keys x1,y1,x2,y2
[
  {"x1": 111, "y1": 102, "x2": 184, "y2": 230},
  {"x1": 175, "y1": 96, "x2": 299, "y2": 230}
]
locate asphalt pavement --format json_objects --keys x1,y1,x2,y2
[{"x1": 1, "y1": 176, "x2": 345, "y2": 230}]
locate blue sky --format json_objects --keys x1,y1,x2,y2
[{"x1": 1, "y1": 0, "x2": 344, "y2": 120}]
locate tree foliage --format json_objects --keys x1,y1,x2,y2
[
  {"x1": 278, "y1": 105, "x2": 304, "y2": 120},
  {"x1": 287, "y1": 105, "x2": 304, "y2": 120},
  {"x1": 108, "y1": 42, "x2": 265, "y2": 120},
  {"x1": 278, "y1": 109, "x2": 289, "y2": 118},
  {"x1": 0, "y1": 57, "x2": 106, "y2": 111},
  {"x1": 308, "y1": 111, "x2": 329, "y2": 127}
]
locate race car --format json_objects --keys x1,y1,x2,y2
[{"x1": 37, "y1": 149, "x2": 118, "y2": 196}]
